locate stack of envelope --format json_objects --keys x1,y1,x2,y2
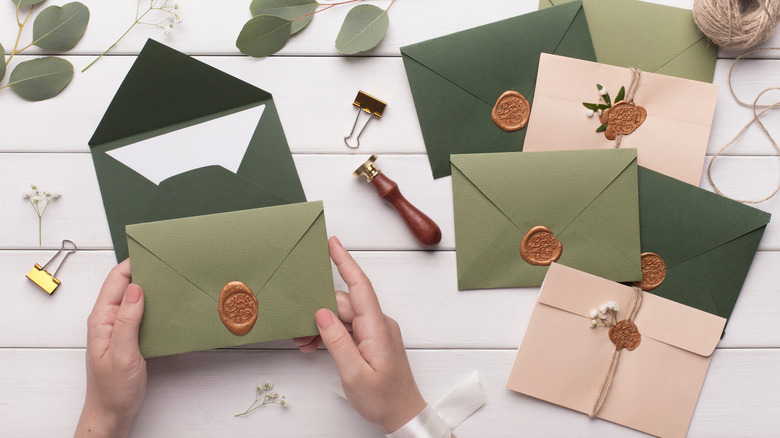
[{"x1": 89, "y1": 40, "x2": 336, "y2": 358}]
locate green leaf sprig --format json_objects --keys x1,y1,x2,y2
[
  {"x1": 1, "y1": 0, "x2": 89, "y2": 101},
  {"x1": 81, "y1": 0, "x2": 181, "y2": 73},
  {"x1": 582, "y1": 84, "x2": 626, "y2": 133},
  {"x1": 237, "y1": 0, "x2": 394, "y2": 58}
]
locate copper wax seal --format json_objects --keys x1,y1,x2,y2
[
  {"x1": 600, "y1": 100, "x2": 647, "y2": 140},
  {"x1": 491, "y1": 90, "x2": 530, "y2": 132},
  {"x1": 609, "y1": 320, "x2": 641, "y2": 351},
  {"x1": 520, "y1": 225, "x2": 562, "y2": 266},
  {"x1": 633, "y1": 252, "x2": 666, "y2": 291},
  {"x1": 218, "y1": 281, "x2": 258, "y2": 336}
]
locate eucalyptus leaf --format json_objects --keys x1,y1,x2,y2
[
  {"x1": 0, "y1": 42, "x2": 5, "y2": 82},
  {"x1": 11, "y1": 0, "x2": 47, "y2": 7},
  {"x1": 33, "y1": 2, "x2": 90, "y2": 51},
  {"x1": 615, "y1": 86, "x2": 625, "y2": 104},
  {"x1": 250, "y1": 0, "x2": 318, "y2": 35},
  {"x1": 335, "y1": 4, "x2": 388, "y2": 55},
  {"x1": 236, "y1": 15, "x2": 291, "y2": 57},
  {"x1": 583, "y1": 102, "x2": 599, "y2": 111},
  {"x1": 597, "y1": 104, "x2": 610, "y2": 110},
  {"x1": 8, "y1": 57, "x2": 73, "y2": 101},
  {"x1": 603, "y1": 92, "x2": 611, "y2": 106},
  {"x1": 596, "y1": 124, "x2": 607, "y2": 133}
]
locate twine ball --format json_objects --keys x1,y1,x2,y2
[{"x1": 693, "y1": 0, "x2": 780, "y2": 50}]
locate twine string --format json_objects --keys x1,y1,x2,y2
[
  {"x1": 693, "y1": 0, "x2": 779, "y2": 51},
  {"x1": 589, "y1": 287, "x2": 644, "y2": 418},
  {"x1": 706, "y1": 47, "x2": 780, "y2": 204},
  {"x1": 614, "y1": 68, "x2": 642, "y2": 149}
]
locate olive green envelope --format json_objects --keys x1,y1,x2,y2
[
  {"x1": 89, "y1": 39, "x2": 306, "y2": 262},
  {"x1": 636, "y1": 167, "x2": 771, "y2": 324},
  {"x1": 539, "y1": 0, "x2": 718, "y2": 83},
  {"x1": 451, "y1": 148, "x2": 641, "y2": 290},
  {"x1": 400, "y1": 1, "x2": 597, "y2": 179},
  {"x1": 127, "y1": 201, "x2": 336, "y2": 358}
]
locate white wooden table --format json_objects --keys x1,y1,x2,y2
[{"x1": 2, "y1": 1, "x2": 779, "y2": 436}]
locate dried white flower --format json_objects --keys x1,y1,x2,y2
[
  {"x1": 599, "y1": 305, "x2": 607, "y2": 314},
  {"x1": 599, "y1": 87, "x2": 608, "y2": 96},
  {"x1": 599, "y1": 313, "x2": 607, "y2": 321},
  {"x1": 597, "y1": 109, "x2": 603, "y2": 116},
  {"x1": 586, "y1": 109, "x2": 594, "y2": 117},
  {"x1": 589, "y1": 309, "x2": 598, "y2": 319},
  {"x1": 163, "y1": 23, "x2": 174, "y2": 35},
  {"x1": 22, "y1": 190, "x2": 31, "y2": 199},
  {"x1": 591, "y1": 319, "x2": 598, "y2": 328}
]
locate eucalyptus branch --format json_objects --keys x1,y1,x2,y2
[{"x1": 6, "y1": 4, "x2": 36, "y2": 67}]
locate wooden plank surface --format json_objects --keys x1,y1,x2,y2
[{"x1": 2, "y1": 0, "x2": 780, "y2": 436}]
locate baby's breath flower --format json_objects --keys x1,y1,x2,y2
[
  {"x1": 591, "y1": 319, "x2": 598, "y2": 328},
  {"x1": 599, "y1": 313, "x2": 607, "y2": 321},
  {"x1": 589, "y1": 309, "x2": 598, "y2": 319},
  {"x1": 586, "y1": 109, "x2": 594, "y2": 118},
  {"x1": 23, "y1": 184, "x2": 62, "y2": 246},
  {"x1": 22, "y1": 190, "x2": 31, "y2": 199},
  {"x1": 599, "y1": 305, "x2": 607, "y2": 314},
  {"x1": 599, "y1": 87, "x2": 608, "y2": 96},
  {"x1": 237, "y1": 381, "x2": 287, "y2": 417},
  {"x1": 597, "y1": 109, "x2": 603, "y2": 116}
]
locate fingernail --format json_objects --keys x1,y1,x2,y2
[
  {"x1": 315, "y1": 309, "x2": 334, "y2": 329},
  {"x1": 126, "y1": 285, "x2": 142, "y2": 304}
]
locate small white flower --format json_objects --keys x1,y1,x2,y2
[
  {"x1": 267, "y1": 392, "x2": 279, "y2": 399},
  {"x1": 606, "y1": 301, "x2": 617, "y2": 310},
  {"x1": 586, "y1": 109, "x2": 594, "y2": 117},
  {"x1": 599, "y1": 87, "x2": 608, "y2": 96},
  {"x1": 23, "y1": 190, "x2": 31, "y2": 199},
  {"x1": 599, "y1": 305, "x2": 607, "y2": 314},
  {"x1": 173, "y1": 13, "x2": 182, "y2": 23},
  {"x1": 263, "y1": 382, "x2": 273, "y2": 391},
  {"x1": 612, "y1": 303, "x2": 619, "y2": 312},
  {"x1": 280, "y1": 400, "x2": 287, "y2": 407},
  {"x1": 591, "y1": 319, "x2": 598, "y2": 328},
  {"x1": 53, "y1": 191, "x2": 62, "y2": 199},
  {"x1": 163, "y1": 23, "x2": 174, "y2": 35},
  {"x1": 599, "y1": 313, "x2": 607, "y2": 321},
  {"x1": 597, "y1": 109, "x2": 603, "y2": 116},
  {"x1": 589, "y1": 309, "x2": 598, "y2": 319},
  {"x1": 31, "y1": 196, "x2": 42, "y2": 204}
]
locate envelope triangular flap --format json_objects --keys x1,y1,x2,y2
[
  {"x1": 126, "y1": 201, "x2": 323, "y2": 301},
  {"x1": 88, "y1": 39, "x2": 270, "y2": 147},
  {"x1": 450, "y1": 149, "x2": 637, "y2": 234},
  {"x1": 400, "y1": 1, "x2": 586, "y2": 105},
  {"x1": 638, "y1": 167, "x2": 771, "y2": 269}
]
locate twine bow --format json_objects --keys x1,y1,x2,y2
[{"x1": 589, "y1": 286, "x2": 644, "y2": 418}]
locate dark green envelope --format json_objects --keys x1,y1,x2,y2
[
  {"x1": 89, "y1": 39, "x2": 305, "y2": 261},
  {"x1": 637, "y1": 167, "x2": 771, "y2": 324},
  {"x1": 400, "y1": 1, "x2": 596, "y2": 179}
]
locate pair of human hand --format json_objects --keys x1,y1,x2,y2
[{"x1": 75, "y1": 237, "x2": 425, "y2": 437}]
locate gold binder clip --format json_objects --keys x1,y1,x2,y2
[
  {"x1": 26, "y1": 240, "x2": 78, "y2": 294},
  {"x1": 344, "y1": 91, "x2": 386, "y2": 149}
]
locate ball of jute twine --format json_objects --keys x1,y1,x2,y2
[{"x1": 693, "y1": 0, "x2": 779, "y2": 50}]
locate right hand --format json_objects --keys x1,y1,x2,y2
[{"x1": 293, "y1": 237, "x2": 427, "y2": 434}]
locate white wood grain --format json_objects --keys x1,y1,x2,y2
[
  {"x1": 0, "y1": 348, "x2": 778, "y2": 437},
  {"x1": 1, "y1": 154, "x2": 777, "y2": 250},
  {"x1": 2, "y1": 56, "x2": 780, "y2": 157},
  {"x1": 3, "y1": 250, "x2": 777, "y2": 350}
]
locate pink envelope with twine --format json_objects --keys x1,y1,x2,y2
[
  {"x1": 507, "y1": 263, "x2": 725, "y2": 438},
  {"x1": 524, "y1": 54, "x2": 719, "y2": 185}
]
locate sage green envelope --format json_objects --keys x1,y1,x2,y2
[
  {"x1": 400, "y1": 1, "x2": 596, "y2": 178},
  {"x1": 636, "y1": 167, "x2": 771, "y2": 324},
  {"x1": 127, "y1": 201, "x2": 336, "y2": 358},
  {"x1": 451, "y1": 149, "x2": 641, "y2": 290},
  {"x1": 89, "y1": 39, "x2": 305, "y2": 262},
  {"x1": 539, "y1": 0, "x2": 717, "y2": 83}
]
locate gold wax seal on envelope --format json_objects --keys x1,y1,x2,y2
[
  {"x1": 520, "y1": 225, "x2": 562, "y2": 266},
  {"x1": 609, "y1": 320, "x2": 641, "y2": 351},
  {"x1": 218, "y1": 281, "x2": 258, "y2": 336},
  {"x1": 491, "y1": 90, "x2": 530, "y2": 132},
  {"x1": 600, "y1": 101, "x2": 647, "y2": 140},
  {"x1": 633, "y1": 252, "x2": 666, "y2": 291}
]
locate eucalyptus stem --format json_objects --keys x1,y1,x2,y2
[{"x1": 5, "y1": 4, "x2": 35, "y2": 67}]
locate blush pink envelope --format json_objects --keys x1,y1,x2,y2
[
  {"x1": 506, "y1": 263, "x2": 726, "y2": 438},
  {"x1": 524, "y1": 54, "x2": 719, "y2": 186}
]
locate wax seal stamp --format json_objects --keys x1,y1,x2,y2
[
  {"x1": 609, "y1": 320, "x2": 641, "y2": 351},
  {"x1": 218, "y1": 281, "x2": 258, "y2": 336},
  {"x1": 491, "y1": 90, "x2": 530, "y2": 132},
  {"x1": 519, "y1": 225, "x2": 562, "y2": 266},
  {"x1": 600, "y1": 101, "x2": 647, "y2": 140},
  {"x1": 633, "y1": 252, "x2": 666, "y2": 291}
]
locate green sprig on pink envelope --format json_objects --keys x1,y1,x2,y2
[{"x1": 583, "y1": 84, "x2": 625, "y2": 133}]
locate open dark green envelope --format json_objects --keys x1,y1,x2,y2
[
  {"x1": 452, "y1": 148, "x2": 641, "y2": 289},
  {"x1": 540, "y1": 0, "x2": 718, "y2": 82},
  {"x1": 89, "y1": 39, "x2": 305, "y2": 262},
  {"x1": 636, "y1": 167, "x2": 771, "y2": 324},
  {"x1": 400, "y1": 1, "x2": 596, "y2": 179},
  {"x1": 128, "y1": 201, "x2": 337, "y2": 358}
]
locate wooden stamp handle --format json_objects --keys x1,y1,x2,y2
[{"x1": 370, "y1": 173, "x2": 442, "y2": 246}]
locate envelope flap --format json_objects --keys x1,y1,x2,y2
[
  {"x1": 539, "y1": 264, "x2": 725, "y2": 357},
  {"x1": 89, "y1": 39, "x2": 270, "y2": 146},
  {"x1": 450, "y1": 149, "x2": 636, "y2": 234},
  {"x1": 638, "y1": 167, "x2": 771, "y2": 268},
  {"x1": 400, "y1": 1, "x2": 586, "y2": 105},
  {"x1": 126, "y1": 201, "x2": 323, "y2": 301},
  {"x1": 580, "y1": 0, "x2": 710, "y2": 77}
]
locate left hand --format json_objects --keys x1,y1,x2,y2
[{"x1": 75, "y1": 259, "x2": 147, "y2": 438}]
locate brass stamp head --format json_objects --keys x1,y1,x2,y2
[{"x1": 353, "y1": 154, "x2": 382, "y2": 182}]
